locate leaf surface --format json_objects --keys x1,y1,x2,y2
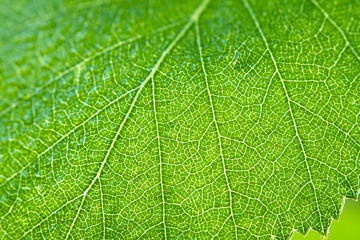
[{"x1": 0, "y1": 0, "x2": 359, "y2": 239}]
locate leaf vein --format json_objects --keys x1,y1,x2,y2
[{"x1": 243, "y1": 0, "x2": 326, "y2": 233}]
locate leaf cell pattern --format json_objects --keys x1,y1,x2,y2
[{"x1": 0, "y1": 0, "x2": 359, "y2": 239}]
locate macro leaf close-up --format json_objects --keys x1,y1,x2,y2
[{"x1": 0, "y1": 0, "x2": 359, "y2": 239}]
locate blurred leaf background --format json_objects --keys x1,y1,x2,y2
[{"x1": 292, "y1": 199, "x2": 360, "y2": 239}]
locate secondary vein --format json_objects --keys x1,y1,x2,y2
[
  {"x1": 243, "y1": 0, "x2": 325, "y2": 233},
  {"x1": 195, "y1": 16, "x2": 238, "y2": 239},
  {"x1": 21, "y1": 0, "x2": 212, "y2": 238}
]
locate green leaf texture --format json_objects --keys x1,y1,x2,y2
[{"x1": 0, "y1": 0, "x2": 359, "y2": 239}]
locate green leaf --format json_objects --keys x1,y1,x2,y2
[{"x1": 0, "y1": 0, "x2": 359, "y2": 239}]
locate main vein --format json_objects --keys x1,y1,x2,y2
[
  {"x1": 243, "y1": 0, "x2": 325, "y2": 232},
  {"x1": 195, "y1": 19, "x2": 238, "y2": 238},
  {"x1": 151, "y1": 75, "x2": 167, "y2": 239},
  {"x1": 0, "y1": 21, "x2": 186, "y2": 189},
  {"x1": 0, "y1": 87, "x2": 139, "y2": 189},
  {"x1": 310, "y1": 0, "x2": 360, "y2": 62},
  {"x1": 62, "y1": 0, "x2": 212, "y2": 239},
  {"x1": 0, "y1": 20, "x2": 183, "y2": 118}
]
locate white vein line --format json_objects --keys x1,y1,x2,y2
[
  {"x1": 290, "y1": 99, "x2": 360, "y2": 147},
  {"x1": 0, "y1": 87, "x2": 139, "y2": 189},
  {"x1": 136, "y1": 0, "x2": 211, "y2": 238},
  {"x1": 21, "y1": 1, "x2": 211, "y2": 238},
  {"x1": 151, "y1": 76, "x2": 167, "y2": 239},
  {"x1": 19, "y1": 194, "x2": 84, "y2": 239},
  {"x1": 0, "y1": 36, "x2": 140, "y2": 117},
  {"x1": 0, "y1": 20, "x2": 184, "y2": 118},
  {"x1": 243, "y1": 0, "x2": 325, "y2": 233},
  {"x1": 66, "y1": 81, "x2": 148, "y2": 239},
  {"x1": 310, "y1": 0, "x2": 360, "y2": 62},
  {"x1": 99, "y1": 177, "x2": 106, "y2": 240},
  {"x1": 195, "y1": 17, "x2": 238, "y2": 238}
]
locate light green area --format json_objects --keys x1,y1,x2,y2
[
  {"x1": 292, "y1": 199, "x2": 360, "y2": 239},
  {"x1": 0, "y1": 0, "x2": 359, "y2": 239}
]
